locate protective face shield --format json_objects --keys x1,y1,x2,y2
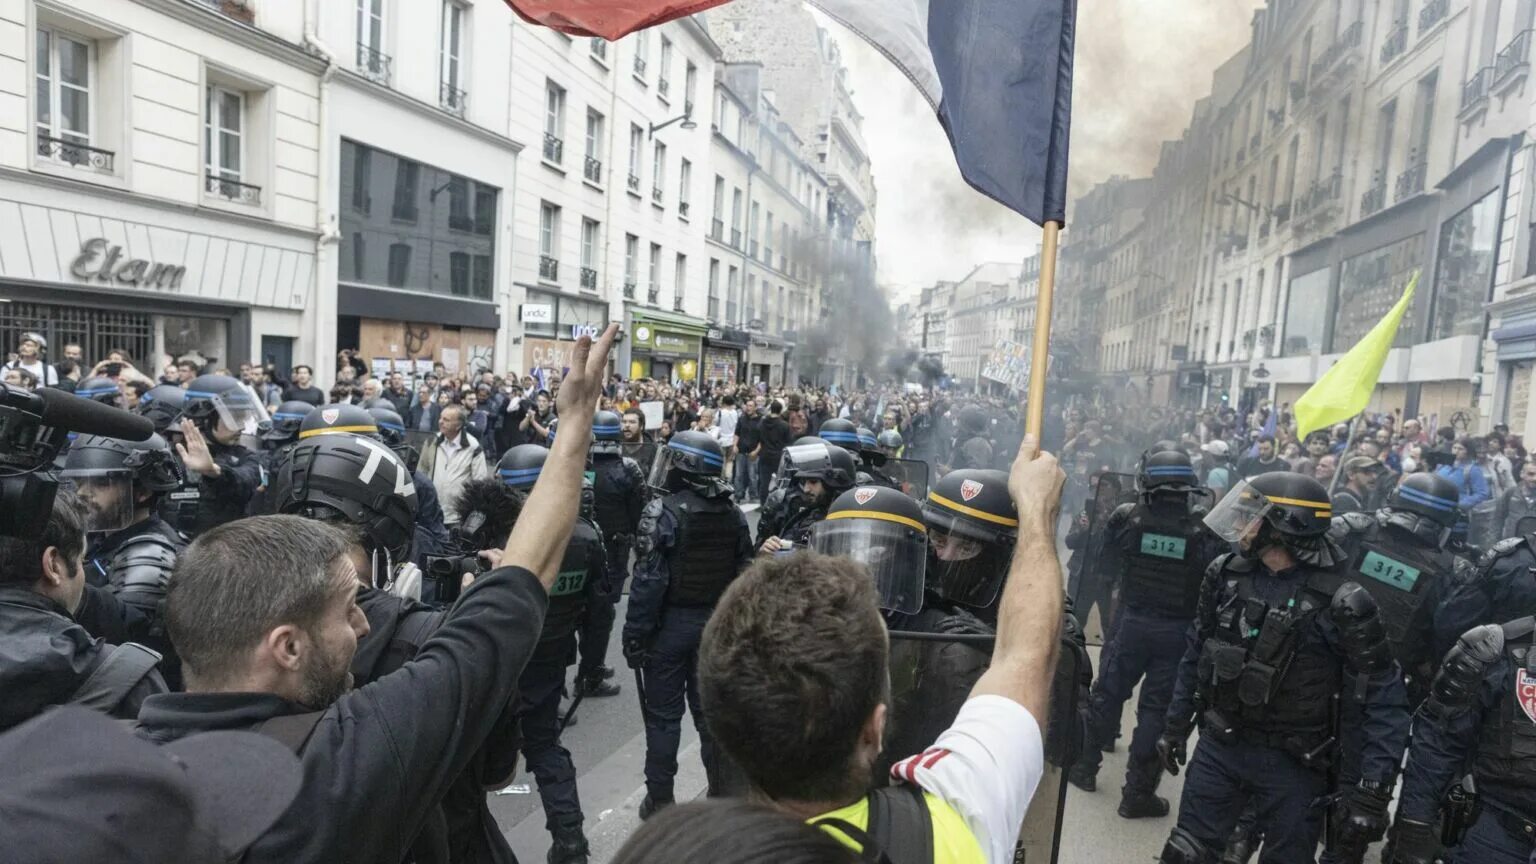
[
  {"x1": 1202, "y1": 478, "x2": 1273, "y2": 544},
  {"x1": 811, "y1": 510, "x2": 915, "y2": 611},
  {"x1": 645, "y1": 436, "x2": 724, "y2": 488},
  {"x1": 191, "y1": 386, "x2": 270, "y2": 447},
  {"x1": 780, "y1": 442, "x2": 833, "y2": 482},
  {"x1": 62, "y1": 471, "x2": 137, "y2": 533},
  {"x1": 927, "y1": 523, "x2": 1013, "y2": 609}
]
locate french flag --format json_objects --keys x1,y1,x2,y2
[{"x1": 507, "y1": 0, "x2": 1077, "y2": 226}]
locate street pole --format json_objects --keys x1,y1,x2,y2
[
  {"x1": 1327, "y1": 412, "x2": 1362, "y2": 495},
  {"x1": 1025, "y1": 221, "x2": 1061, "y2": 440}
]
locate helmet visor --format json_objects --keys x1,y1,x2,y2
[
  {"x1": 647, "y1": 441, "x2": 723, "y2": 486},
  {"x1": 201, "y1": 388, "x2": 270, "y2": 444},
  {"x1": 928, "y1": 526, "x2": 1011, "y2": 608},
  {"x1": 1202, "y1": 478, "x2": 1274, "y2": 543},
  {"x1": 810, "y1": 516, "x2": 926, "y2": 614},
  {"x1": 61, "y1": 470, "x2": 137, "y2": 532}
]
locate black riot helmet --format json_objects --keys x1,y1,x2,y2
[
  {"x1": 855, "y1": 426, "x2": 887, "y2": 467},
  {"x1": 958, "y1": 405, "x2": 989, "y2": 437},
  {"x1": 75, "y1": 376, "x2": 122, "y2": 406},
  {"x1": 923, "y1": 469, "x2": 1017, "y2": 609},
  {"x1": 366, "y1": 406, "x2": 407, "y2": 445},
  {"x1": 264, "y1": 401, "x2": 316, "y2": 444},
  {"x1": 182, "y1": 375, "x2": 268, "y2": 444},
  {"x1": 62, "y1": 434, "x2": 183, "y2": 532},
  {"x1": 270, "y1": 433, "x2": 418, "y2": 564},
  {"x1": 876, "y1": 429, "x2": 903, "y2": 455},
  {"x1": 1386, "y1": 472, "x2": 1461, "y2": 545},
  {"x1": 796, "y1": 444, "x2": 859, "y2": 493},
  {"x1": 817, "y1": 418, "x2": 861, "y2": 450},
  {"x1": 135, "y1": 385, "x2": 188, "y2": 434},
  {"x1": 1205, "y1": 471, "x2": 1341, "y2": 565},
  {"x1": 811, "y1": 486, "x2": 927, "y2": 614},
  {"x1": 792, "y1": 435, "x2": 825, "y2": 448},
  {"x1": 1139, "y1": 449, "x2": 1199, "y2": 494},
  {"x1": 299, "y1": 403, "x2": 379, "y2": 441},
  {"x1": 497, "y1": 444, "x2": 548, "y2": 490},
  {"x1": 648, "y1": 430, "x2": 725, "y2": 487},
  {"x1": 593, "y1": 410, "x2": 623, "y2": 456}
]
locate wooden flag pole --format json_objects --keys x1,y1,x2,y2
[{"x1": 1025, "y1": 221, "x2": 1062, "y2": 440}]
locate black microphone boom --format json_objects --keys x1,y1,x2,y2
[{"x1": 35, "y1": 387, "x2": 155, "y2": 441}]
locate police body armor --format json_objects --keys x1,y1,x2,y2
[
  {"x1": 1471, "y1": 617, "x2": 1536, "y2": 807},
  {"x1": 1199, "y1": 555, "x2": 1350, "y2": 754},
  {"x1": 540, "y1": 516, "x2": 602, "y2": 651},
  {"x1": 92, "y1": 525, "x2": 183, "y2": 620},
  {"x1": 1332, "y1": 513, "x2": 1448, "y2": 664},
  {"x1": 591, "y1": 455, "x2": 644, "y2": 559},
  {"x1": 1117, "y1": 502, "x2": 1208, "y2": 618},
  {"x1": 159, "y1": 472, "x2": 204, "y2": 534},
  {"x1": 663, "y1": 489, "x2": 741, "y2": 607},
  {"x1": 777, "y1": 501, "x2": 827, "y2": 549}
]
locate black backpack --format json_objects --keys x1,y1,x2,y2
[
  {"x1": 69, "y1": 643, "x2": 162, "y2": 714},
  {"x1": 813, "y1": 783, "x2": 935, "y2": 864}
]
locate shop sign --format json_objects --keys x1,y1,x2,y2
[
  {"x1": 571, "y1": 323, "x2": 601, "y2": 339},
  {"x1": 69, "y1": 237, "x2": 186, "y2": 291},
  {"x1": 631, "y1": 321, "x2": 701, "y2": 355},
  {"x1": 522, "y1": 304, "x2": 554, "y2": 324}
]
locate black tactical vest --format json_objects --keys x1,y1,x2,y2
[
  {"x1": 1339, "y1": 518, "x2": 1447, "y2": 663},
  {"x1": 1200, "y1": 559, "x2": 1350, "y2": 747},
  {"x1": 1472, "y1": 618, "x2": 1536, "y2": 804},
  {"x1": 542, "y1": 518, "x2": 599, "y2": 645},
  {"x1": 592, "y1": 456, "x2": 638, "y2": 541},
  {"x1": 1118, "y1": 503, "x2": 1208, "y2": 618},
  {"x1": 663, "y1": 489, "x2": 742, "y2": 608}
]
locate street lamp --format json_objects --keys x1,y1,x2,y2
[
  {"x1": 1217, "y1": 192, "x2": 1272, "y2": 220},
  {"x1": 648, "y1": 111, "x2": 697, "y2": 138}
]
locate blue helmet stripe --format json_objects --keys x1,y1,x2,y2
[
  {"x1": 821, "y1": 431, "x2": 860, "y2": 444},
  {"x1": 593, "y1": 424, "x2": 622, "y2": 434},
  {"x1": 498, "y1": 467, "x2": 543, "y2": 485},
  {"x1": 273, "y1": 412, "x2": 309, "y2": 421},
  {"x1": 1146, "y1": 467, "x2": 1197, "y2": 477},
  {"x1": 1397, "y1": 485, "x2": 1458, "y2": 512},
  {"x1": 668, "y1": 441, "x2": 724, "y2": 465},
  {"x1": 183, "y1": 390, "x2": 218, "y2": 398},
  {"x1": 379, "y1": 421, "x2": 406, "y2": 433}
]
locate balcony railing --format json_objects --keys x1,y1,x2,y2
[
  {"x1": 1495, "y1": 30, "x2": 1532, "y2": 84},
  {"x1": 648, "y1": 287, "x2": 661, "y2": 305},
  {"x1": 1273, "y1": 200, "x2": 1291, "y2": 224},
  {"x1": 542, "y1": 133, "x2": 563, "y2": 164},
  {"x1": 1395, "y1": 161, "x2": 1427, "y2": 202},
  {"x1": 711, "y1": 218, "x2": 724, "y2": 240},
  {"x1": 580, "y1": 267, "x2": 597, "y2": 290},
  {"x1": 1361, "y1": 178, "x2": 1387, "y2": 216},
  {"x1": 1311, "y1": 20, "x2": 1363, "y2": 82},
  {"x1": 652, "y1": 186, "x2": 663, "y2": 204},
  {"x1": 1419, "y1": 0, "x2": 1448, "y2": 33},
  {"x1": 584, "y1": 156, "x2": 602, "y2": 184},
  {"x1": 539, "y1": 255, "x2": 559, "y2": 281},
  {"x1": 624, "y1": 280, "x2": 637, "y2": 299},
  {"x1": 1380, "y1": 20, "x2": 1409, "y2": 64},
  {"x1": 633, "y1": 56, "x2": 647, "y2": 78},
  {"x1": 356, "y1": 43, "x2": 392, "y2": 85},
  {"x1": 1461, "y1": 66, "x2": 1493, "y2": 113},
  {"x1": 440, "y1": 82, "x2": 467, "y2": 118},
  {"x1": 627, "y1": 173, "x2": 640, "y2": 193},
  {"x1": 36, "y1": 134, "x2": 114, "y2": 171},
  {"x1": 679, "y1": 201, "x2": 690, "y2": 218},
  {"x1": 658, "y1": 78, "x2": 670, "y2": 98},
  {"x1": 205, "y1": 173, "x2": 262, "y2": 205},
  {"x1": 590, "y1": 38, "x2": 607, "y2": 61}
]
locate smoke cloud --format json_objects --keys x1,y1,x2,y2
[{"x1": 815, "y1": 1, "x2": 1261, "y2": 293}]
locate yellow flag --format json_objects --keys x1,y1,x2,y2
[{"x1": 1294, "y1": 271, "x2": 1418, "y2": 441}]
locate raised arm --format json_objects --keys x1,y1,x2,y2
[
  {"x1": 502, "y1": 325, "x2": 617, "y2": 590},
  {"x1": 971, "y1": 434, "x2": 1066, "y2": 721}
]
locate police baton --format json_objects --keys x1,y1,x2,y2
[{"x1": 558, "y1": 688, "x2": 586, "y2": 734}]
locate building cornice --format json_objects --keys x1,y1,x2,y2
[
  {"x1": 130, "y1": 0, "x2": 328, "y2": 73},
  {"x1": 336, "y1": 72, "x2": 525, "y2": 155}
]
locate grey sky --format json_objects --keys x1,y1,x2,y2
[{"x1": 813, "y1": 2, "x2": 1263, "y2": 304}]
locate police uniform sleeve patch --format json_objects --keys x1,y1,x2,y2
[{"x1": 1517, "y1": 669, "x2": 1536, "y2": 725}]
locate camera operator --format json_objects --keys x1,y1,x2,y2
[
  {"x1": 0, "y1": 492, "x2": 167, "y2": 732},
  {"x1": 176, "y1": 374, "x2": 265, "y2": 536},
  {"x1": 133, "y1": 325, "x2": 618, "y2": 863}
]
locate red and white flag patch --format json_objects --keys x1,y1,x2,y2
[{"x1": 959, "y1": 479, "x2": 983, "y2": 502}]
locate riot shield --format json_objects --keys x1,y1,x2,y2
[
  {"x1": 881, "y1": 628, "x2": 1085, "y2": 863},
  {"x1": 1467, "y1": 498, "x2": 1501, "y2": 551},
  {"x1": 1067, "y1": 473, "x2": 1134, "y2": 645},
  {"x1": 887, "y1": 458, "x2": 932, "y2": 501}
]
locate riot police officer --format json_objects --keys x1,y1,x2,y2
[
  {"x1": 756, "y1": 443, "x2": 858, "y2": 554},
  {"x1": 176, "y1": 374, "x2": 265, "y2": 537},
  {"x1": 134, "y1": 384, "x2": 189, "y2": 435},
  {"x1": 578, "y1": 410, "x2": 650, "y2": 699},
  {"x1": 1069, "y1": 451, "x2": 1221, "y2": 819},
  {"x1": 947, "y1": 405, "x2": 993, "y2": 472},
  {"x1": 1432, "y1": 522, "x2": 1536, "y2": 672},
  {"x1": 624, "y1": 431, "x2": 753, "y2": 818},
  {"x1": 1388, "y1": 617, "x2": 1536, "y2": 864},
  {"x1": 876, "y1": 428, "x2": 903, "y2": 460},
  {"x1": 483, "y1": 444, "x2": 604, "y2": 863},
  {"x1": 753, "y1": 435, "x2": 824, "y2": 543},
  {"x1": 367, "y1": 405, "x2": 421, "y2": 473},
  {"x1": 816, "y1": 417, "x2": 862, "y2": 451},
  {"x1": 261, "y1": 400, "x2": 315, "y2": 459},
  {"x1": 134, "y1": 385, "x2": 201, "y2": 534},
  {"x1": 1156, "y1": 473, "x2": 1412, "y2": 864},
  {"x1": 854, "y1": 426, "x2": 899, "y2": 489},
  {"x1": 74, "y1": 376, "x2": 122, "y2": 406}
]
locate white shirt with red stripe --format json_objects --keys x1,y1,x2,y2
[{"x1": 889, "y1": 694, "x2": 1044, "y2": 864}]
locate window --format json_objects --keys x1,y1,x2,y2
[
  {"x1": 746, "y1": 275, "x2": 756, "y2": 321},
  {"x1": 447, "y1": 177, "x2": 470, "y2": 230},
  {"x1": 473, "y1": 186, "x2": 495, "y2": 235},
  {"x1": 712, "y1": 175, "x2": 725, "y2": 236},
  {"x1": 727, "y1": 265, "x2": 739, "y2": 321},
  {"x1": 658, "y1": 38, "x2": 673, "y2": 98},
  {"x1": 351, "y1": 147, "x2": 372, "y2": 212},
  {"x1": 449, "y1": 251, "x2": 470, "y2": 296},
  {"x1": 543, "y1": 81, "x2": 565, "y2": 164},
  {"x1": 731, "y1": 188, "x2": 743, "y2": 247},
  {"x1": 678, "y1": 158, "x2": 692, "y2": 216},
  {"x1": 633, "y1": 29, "x2": 648, "y2": 79},
  {"x1": 1335, "y1": 236, "x2": 1422, "y2": 351},
  {"x1": 628, "y1": 124, "x2": 643, "y2": 193},
  {"x1": 205, "y1": 85, "x2": 245, "y2": 189},
  {"x1": 1432, "y1": 191, "x2": 1497, "y2": 340},
  {"x1": 391, "y1": 159, "x2": 420, "y2": 221},
  {"x1": 648, "y1": 243, "x2": 662, "y2": 301},
  {"x1": 584, "y1": 110, "x2": 604, "y2": 183},
  {"x1": 581, "y1": 218, "x2": 600, "y2": 289},
  {"x1": 356, "y1": 0, "x2": 388, "y2": 82},
  {"x1": 387, "y1": 242, "x2": 411, "y2": 287},
  {"x1": 35, "y1": 27, "x2": 99, "y2": 165},
  {"x1": 685, "y1": 61, "x2": 698, "y2": 111},
  {"x1": 624, "y1": 234, "x2": 639, "y2": 296},
  {"x1": 764, "y1": 211, "x2": 774, "y2": 261},
  {"x1": 471, "y1": 254, "x2": 492, "y2": 300},
  {"x1": 749, "y1": 201, "x2": 760, "y2": 256},
  {"x1": 539, "y1": 202, "x2": 560, "y2": 281},
  {"x1": 674, "y1": 253, "x2": 686, "y2": 309},
  {"x1": 439, "y1": 2, "x2": 466, "y2": 113},
  {"x1": 651, "y1": 141, "x2": 666, "y2": 203},
  {"x1": 708, "y1": 258, "x2": 721, "y2": 319}
]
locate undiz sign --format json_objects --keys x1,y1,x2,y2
[{"x1": 69, "y1": 237, "x2": 187, "y2": 291}]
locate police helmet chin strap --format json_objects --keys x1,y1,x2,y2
[{"x1": 372, "y1": 546, "x2": 395, "y2": 591}]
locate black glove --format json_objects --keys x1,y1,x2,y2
[
  {"x1": 935, "y1": 608, "x2": 993, "y2": 637},
  {"x1": 1333, "y1": 782, "x2": 1393, "y2": 856},
  {"x1": 623, "y1": 637, "x2": 650, "y2": 670},
  {"x1": 1155, "y1": 724, "x2": 1190, "y2": 776},
  {"x1": 1386, "y1": 817, "x2": 1442, "y2": 864}
]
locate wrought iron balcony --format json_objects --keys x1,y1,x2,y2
[
  {"x1": 1381, "y1": 20, "x2": 1409, "y2": 64},
  {"x1": 1419, "y1": 0, "x2": 1448, "y2": 34},
  {"x1": 356, "y1": 43, "x2": 392, "y2": 85},
  {"x1": 539, "y1": 255, "x2": 559, "y2": 281},
  {"x1": 633, "y1": 56, "x2": 647, "y2": 78},
  {"x1": 1361, "y1": 180, "x2": 1387, "y2": 216},
  {"x1": 1311, "y1": 21, "x2": 1363, "y2": 82},
  {"x1": 648, "y1": 287, "x2": 660, "y2": 305},
  {"x1": 205, "y1": 173, "x2": 261, "y2": 205},
  {"x1": 590, "y1": 38, "x2": 607, "y2": 61},
  {"x1": 652, "y1": 186, "x2": 663, "y2": 204},
  {"x1": 440, "y1": 82, "x2": 467, "y2": 118},
  {"x1": 627, "y1": 173, "x2": 640, "y2": 193},
  {"x1": 658, "y1": 78, "x2": 670, "y2": 98},
  {"x1": 1395, "y1": 161, "x2": 1427, "y2": 202},
  {"x1": 674, "y1": 296, "x2": 686, "y2": 312},
  {"x1": 36, "y1": 135, "x2": 114, "y2": 171},
  {"x1": 542, "y1": 133, "x2": 563, "y2": 164},
  {"x1": 1461, "y1": 66, "x2": 1492, "y2": 113},
  {"x1": 1495, "y1": 30, "x2": 1532, "y2": 84},
  {"x1": 679, "y1": 201, "x2": 690, "y2": 218},
  {"x1": 624, "y1": 280, "x2": 636, "y2": 299},
  {"x1": 584, "y1": 156, "x2": 602, "y2": 183},
  {"x1": 580, "y1": 267, "x2": 597, "y2": 290}
]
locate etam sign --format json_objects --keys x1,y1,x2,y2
[{"x1": 69, "y1": 237, "x2": 187, "y2": 291}]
